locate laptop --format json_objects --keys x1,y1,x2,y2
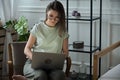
[{"x1": 32, "y1": 52, "x2": 66, "y2": 70}]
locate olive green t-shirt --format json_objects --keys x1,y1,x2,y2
[{"x1": 30, "y1": 22, "x2": 69, "y2": 53}]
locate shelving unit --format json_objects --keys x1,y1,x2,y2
[
  {"x1": 0, "y1": 22, "x2": 17, "y2": 77},
  {"x1": 66, "y1": 0, "x2": 102, "y2": 80},
  {"x1": 0, "y1": 26, "x2": 6, "y2": 76}
]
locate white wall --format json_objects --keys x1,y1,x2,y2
[
  {"x1": 1, "y1": 0, "x2": 120, "y2": 76},
  {"x1": 0, "y1": 0, "x2": 5, "y2": 23},
  {"x1": 12, "y1": 0, "x2": 120, "y2": 75}
]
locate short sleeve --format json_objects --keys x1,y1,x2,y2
[
  {"x1": 63, "y1": 32, "x2": 69, "y2": 39},
  {"x1": 30, "y1": 24, "x2": 39, "y2": 38}
]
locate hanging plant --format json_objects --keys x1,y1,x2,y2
[{"x1": 3, "y1": 19, "x2": 17, "y2": 32}]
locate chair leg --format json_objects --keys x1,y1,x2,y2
[{"x1": 65, "y1": 57, "x2": 71, "y2": 77}]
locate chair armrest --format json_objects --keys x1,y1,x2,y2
[
  {"x1": 8, "y1": 60, "x2": 12, "y2": 64},
  {"x1": 65, "y1": 56, "x2": 71, "y2": 77},
  {"x1": 93, "y1": 41, "x2": 120, "y2": 80}
]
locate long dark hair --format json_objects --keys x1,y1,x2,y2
[{"x1": 45, "y1": 1, "x2": 66, "y2": 37}]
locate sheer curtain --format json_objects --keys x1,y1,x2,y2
[{"x1": 1, "y1": 0, "x2": 14, "y2": 76}]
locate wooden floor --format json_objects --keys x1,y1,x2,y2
[
  {"x1": 0, "y1": 77, "x2": 72, "y2": 80},
  {"x1": 0, "y1": 74, "x2": 71, "y2": 80},
  {"x1": 0, "y1": 76, "x2": 72, "y2": 80},
  {"x1": 0, "y1": 75, "x2": 9, "y2": 80}
]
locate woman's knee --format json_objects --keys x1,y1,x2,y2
[
  {"x1": 34, "y1": 70, "x2": 48, "y2": 80},
  {"x1": 50, "y1": 70, "x2": 66, "y2": 80}
]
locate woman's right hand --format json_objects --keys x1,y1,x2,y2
[
  {"x1": 24, "y1": 34, "x2": 36, "y2": 60},
  {"x1": 26, "y1": 53, "x2": 32, "y2": 60}
]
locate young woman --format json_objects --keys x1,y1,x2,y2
[{"x1": 22, "y1": 1, "x2": 69, "y2": 80}]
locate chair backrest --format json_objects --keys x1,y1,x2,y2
[{"x1": 8, "y1": 41, "x2": 27, "y2": 75}]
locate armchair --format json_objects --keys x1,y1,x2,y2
[{"x1": 8, "y1": 42, "x2": 71, "y2": 80}]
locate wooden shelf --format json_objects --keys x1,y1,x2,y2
[
  {"x1": 69, "y1": 44, "x2": 100, "y2": 53},
  {"x1": 0, "y1": 26, "x2": 6, "y2": 76}
]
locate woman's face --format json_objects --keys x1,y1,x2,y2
[{"x1": 46, "y1": 10, "x2": 60, "y2": 27}]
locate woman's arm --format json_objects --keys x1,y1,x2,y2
[
  {"x1": 62, "y1": 38, "x2": 69, "y2": 58},
  {"x1": 24, "y1": 34, "x2": 36, "y2": 60}
]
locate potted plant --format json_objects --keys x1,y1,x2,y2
[
  {"x1": 3, "y1": 16, "x2": 29, "y2": 41},
  {"x1": 14, "y1": 16, "x2": 29, "y2": 41}
]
